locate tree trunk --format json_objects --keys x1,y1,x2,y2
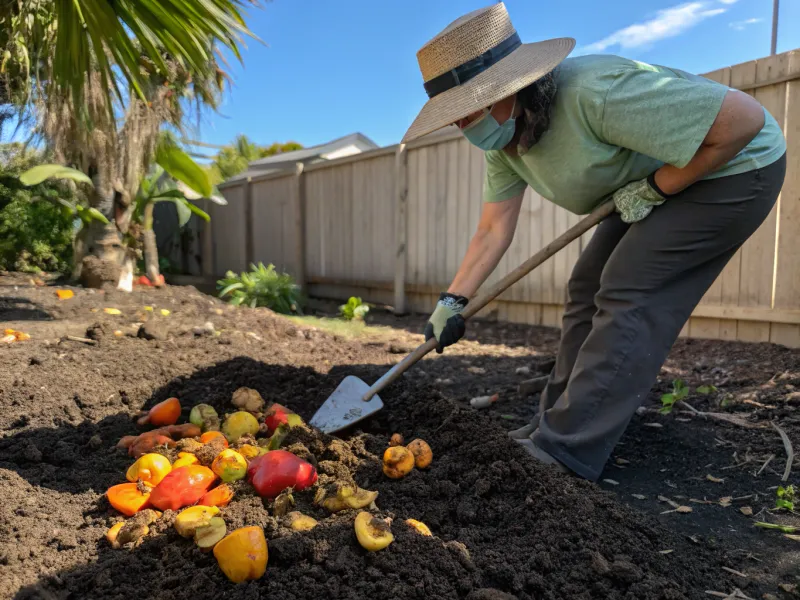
[
  {"x1": 73, "y1": 171, "x2": 125, "y2": 286},
  {"x1": 143, "y1": 202, "x2": 161, "y2": 285}
]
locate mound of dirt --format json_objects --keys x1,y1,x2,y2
[{"x1": 0, "y1": 274, "x2": 794, "y2": 599}]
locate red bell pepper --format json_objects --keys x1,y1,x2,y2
[
  {"x1": 149, "y1": 465, "x2": 217, "y2": 510},
  {"x1": 247, "y1": 450, "x2": 317, "y2": 499}
]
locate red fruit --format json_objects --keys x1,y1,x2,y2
[
  {"x1": 137, "y1": 275, "x2": 152, "y2": 286},
  {"x1": 263, "y1": 403, "x2": 302, "y2": 434},
  {"x1": 247, "y1": 450, "x2": 317, "y2": 499},
  {"x1": 149, "y1": 465, "x2": 217, "y2": 511}
]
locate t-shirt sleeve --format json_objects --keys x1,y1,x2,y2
[
  {"x1": 600, "y1": 67, "x2": 729, "y2": 168},
  {"x1": 483, "y1": 150, "x2": 528, "y2": 203}
]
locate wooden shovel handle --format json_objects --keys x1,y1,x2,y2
[{"x1": 361, "y1": 200, "x2": 615, "y2": 401}]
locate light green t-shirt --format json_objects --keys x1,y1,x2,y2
[{"x1": 483, "y1": 54, "x2": 787, "y2": 213}]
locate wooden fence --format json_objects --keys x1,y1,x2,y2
[{"x1": 203, "y1": 49, "x2": 800, "y2": 347}]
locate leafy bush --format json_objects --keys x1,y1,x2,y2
[
  {"x1": 0, "y1": 147, "x2": 76, "y2": 274},
  {"x1": 339, "y1": 296, "x2": 369, "y2": 321},
  {"x1": 217, "y1": 262, "x2": 303, "y2": 314}
]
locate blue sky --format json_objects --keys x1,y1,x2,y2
[{"x1": 198, "y1": 0, "x2": 800, "y2": 150}]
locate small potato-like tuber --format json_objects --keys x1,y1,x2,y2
[
  {"x1": 197, "y1": 484, "x2": 234, "y2": 508},
  {"x1": 272, "y1": 490, "x2": 295, "y2": 517},
  {"x1": 137, "y1": 397, "x2": 181, "y2": 427},
  {"x1": 107, "y1": 482, "x2": 151, "y2": 516},
  {"x1": 213, "y1": 526, "x2": 268, "y2": 583},
  {"x1": 406, "y1": 519, "x2": 432, "y2": 536},
  {"x1": 389, "y1": 433, "x2": 404, "y2": 447},
  {"x1": 195, "y1": 516, "x2": 227, "y2": 549},
  {"x1": 174, "y1": 505, "x2": 220, "y2": 538},
  {"x1": 231, "y1": 387, "x2": 265, "y2": 414},
  {"x1": 406, "y1": 439, "x2": 433, "y2": 469},
  {"x1": 383, "y1": 446, "x2": 415, "y2": 479},
  {"x1": 126, "y1": 453, "x2": 172, "y2": 486},
  {"x1": 200, "y1": 431, "x2": 228, "y2": 447},
  {"x1": 116, "y1": 509, "x2": 160, "y2": 546},
  {"x1": 354, "y1": 511, "x2": 394, "y2": 552},
  {"x1": 222, "y1": 411, "x2": 260, "y2": 443},
  {"x1": 189, "y1": 404, "x2": 220, "y2": 432},
  {"x1": 211, "y1": 449, "x2": 248, "y2": 483},
  {"x1": 285, "y1": 511, "x2": 318, "y2": 531}
]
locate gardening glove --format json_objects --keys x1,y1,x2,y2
[
  {"x1": 424, "y1": 292, "x2": 468, "y2": 354},
  {"x1": 612, "y1": 173, "x2": 669, "y2": 224}
]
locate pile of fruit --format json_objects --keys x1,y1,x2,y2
[{"x1": 105, "y1": 390, "x2": 433, "y2": 583}]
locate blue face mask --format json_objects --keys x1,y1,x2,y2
[{"x1": 461, "y1": 99, "x2": 517, "y2": 151}]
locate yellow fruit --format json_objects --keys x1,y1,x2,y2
[
  {"x1": 322, "y1": 484, "x2": 379, "y2": 512},
  {"x1": 354, "y1": 511, "x2": 394, "y2": 552},
  {"x1": 382, "y1": 446, "x2": 415, "y2": 479},
  {"x1": 106, "y1": 522, "x2": 124, "y2": 548},
  {"x1": 286, "y1": 512, "x2": 318, "y2": 531},
  {"x1": 211, "y1": 449, "x2": 248, "y2": 483},
  {"x1": 172, "y1": 452, "x2": 199, "y2": 469},
  {"x1": 126, "y1": 453, "x2": 172, "y2": 486},
  {"x1": 174, "y1": 505, "x2": 220, "y2": 538},
  {"x1": 213, "y1": 526, "x2": 268, "y2": 583},
  {"x1": 222, "y1": 411, "x2": 260, "y2": 443},
  {"x1": 195, "y1": 517, "x2": 227, "y2": 550},
  {"x1": 238, "y1": 444, "x2": 260, "y2": 460},
  {"x1": 406, "y1": 519, "x2": 432, "y2": 536}
]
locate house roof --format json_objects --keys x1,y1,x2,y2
[{"x1": 223, "y1": 132, "x2": 379, "y2": 184}]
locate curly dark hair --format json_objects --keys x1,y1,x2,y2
[{"x1": 506, "y1": 70, "x2": 558, "y2": 156}]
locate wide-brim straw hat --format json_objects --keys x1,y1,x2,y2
[{"x1": 402, "y1": 3, "x2": 575, "y2": 143}]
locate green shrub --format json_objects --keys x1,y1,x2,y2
[
  {"x1": 339, "y1": 296, "x2": 369, "y2": 321},
  {"x1": 0, "y1": 143, "x2": 77, "y2": 274},
  {"x1": 0, "y1": 184, "x2": 74, "y2": 274},
  {"x1": 217, "y1": 262, "x2": 303, "y2": 314}
]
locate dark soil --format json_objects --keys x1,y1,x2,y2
[{"x1": 1, "y1": 274, "x2": 798, "y2": 600}]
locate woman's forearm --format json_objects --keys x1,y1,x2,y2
[
  {"x1": 447, "y1": 227, "x2": 511, "y2": 299},
  {"x1": 654, "y1": 90, "x2": 765, "y2": 195}
]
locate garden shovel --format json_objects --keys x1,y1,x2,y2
[{"x1": 309, "y1": 200, "x2": 615, "y2": 434}]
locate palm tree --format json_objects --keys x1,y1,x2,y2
[{"x1": 0, "y1": 1, "x2": 258, "y2": 285}]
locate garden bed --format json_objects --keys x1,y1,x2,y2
[{"x1": 1, "y1": 273, "x2": 798, "y2": 599}]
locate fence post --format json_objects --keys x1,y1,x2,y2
[
  {"x1": 244, "y1": 177, "x2": 254, "y2": 267},
  {"x1": 394, "y1": 144, "x2": 408, "y2": 315},
  {"x1": 201, "y1": 199, "x2": 214, "y2": 277},
  {"x1": 292, "y1": 162, "x2": 307, "y2": 295}
]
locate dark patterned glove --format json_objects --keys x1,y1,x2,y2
[{"x1": 424, "y1": 292, "x2": 468, "y2": 353}]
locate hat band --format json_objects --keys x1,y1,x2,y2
[{"x1": 423, "y1": 32, "x2": 521, "y2": 99}]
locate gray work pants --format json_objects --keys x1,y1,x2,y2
[{"x1": 530, "y1": 155, "x2": 786, "y2": 481}]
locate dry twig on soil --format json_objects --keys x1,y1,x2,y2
[
  {"x1": 769, "y1": 422, "x2": 794, "y2": 481},
  {"x1": 756, "y1": 454, "x2": 775, "y2": 476},
  {"x1": 61, "y1": 335, "x2": 98, "y2": 345}
]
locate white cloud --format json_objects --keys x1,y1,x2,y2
[
  {"x1": 577, "y1": 2, "x2": 727, "y2": 54},
  {"x1": 729, "y1": 17, "x2": 763, "y2": 30},
  {"x1": 719, "y1": 0, "x2": 739, "y2": 4}
]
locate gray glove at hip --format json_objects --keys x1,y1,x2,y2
[{"x1": 424, "y1": 293, "x2": 468, "y2": 353}]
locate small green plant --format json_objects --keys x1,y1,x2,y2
[
  {"x1": 696, "y1": 384, "x2": 718, "y2": 395},
  {"x1": 217, "y1": 262, "x2": 303, "y2": 314},
  {"x1": 339, "y1": 296, "x2": 370, "y2": 321},
  {"x1": 776, "y1": 485, "x2": 795, "y2": 511},
  {"x1": 660, "y1": 379, "x2": 689, "y2": 414}
]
